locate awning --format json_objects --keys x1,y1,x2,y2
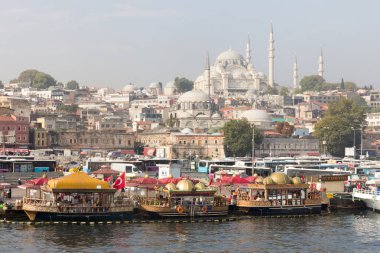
[
  {"x1": 121, "y1": 149, "x2": 135, "y2": 155},
  {"x1": 0, "y1": 148, "x2": 29, "y2": 153},
  {"x1": 143, "y1": 147, "x2": 156, "y2": 156},
  {"x1": 306, "y1": 152, "x2": 320, "y2": 156}
]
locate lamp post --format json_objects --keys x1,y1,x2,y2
[
  {"x1": 360, "y1": 124, "x2": 363, "y2": 160},
  {"x1": 252, "y1": 124, "x2": 255, "y2": 171},
  {"x1": 322, "y1": 127, "x2": 329, "y2": 157}
]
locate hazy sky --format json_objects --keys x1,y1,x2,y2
[{"x1": 1, "y1": 0, "x2": 380, "y2": 89}]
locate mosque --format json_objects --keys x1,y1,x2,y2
[{"x1": 194, "y1": 25, "x2": 275, "y2": 97}]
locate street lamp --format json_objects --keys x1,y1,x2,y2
[{"x1": 322, "y1": 127, "x2": 329, "y2": 157}]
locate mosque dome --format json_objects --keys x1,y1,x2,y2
[
  {"x1": 165, "y1": 182, "x2": 177, "y2": 191},
  {"x1": 149, "y1": 82, "x2": 161, "y2": 89},
  {"x1": 211, "y1": 113, "x2": 222, "y2": 119},
  {"x1": 178, "y1": 111, "x2": 193, "y2": 118},
  {"x1": 177, "y1": 90, "x2": 211, "y2": 103},
  {"x1": 176, "y1": 179, "x2": 194, "y2": 191},
  {"x1": 240, "y1": 110, "x2": 271, "y2": 123},
  {"x1": 195, "y1": 75, "x2": 204, "y2": 82},
  {"x1": 194, "y1": 182, "x2": 206, "y2": 190},
  {"x1": 216, "y1": 49, "x2": 244, "y2": 62},
  {"x1": 123, "y1": 84, "x2": 135, "y2": 93},
  {"x1": 165, "y1": 81, "x2": 176, "y2": 89},
  {"x1": 270, "y1": 172, "x2": 292, "y2": 185},
  {"x1": 196, "y1": 114, "x2": 209, "y2": 119},
  {"x1": 181, "y1": 128, "x2": 193, "y2": 134}
]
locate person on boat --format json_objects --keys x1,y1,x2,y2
[{"x1": 18, "y1": 178, "x2": 22, "y2": 185}]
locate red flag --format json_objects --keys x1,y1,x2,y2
[
  {"x1": 105, "y1": 176, "x2": 112, "y2": 182},
  {"x1": 113, "y1": 172, "x2": 125, "y2": 190}
]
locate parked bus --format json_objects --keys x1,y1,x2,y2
[
  {"x1": 0, "y1": 158, "x2": 56, "y2": 172},
  {"x1": 283, "y1": 166, "x2": 352, "y2": 178},
  {"x1": 209, "y1": 165, "x2": 271, "y2": 179},
  {"x1": 197, "y1": 159, "x2": 236, "y2": 173}
]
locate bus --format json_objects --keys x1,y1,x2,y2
[
  {"x1": 209, "y1": 165, "x2": 271, "y2": 179},
  {"x1": 197, "y1": 159, "x2": 236, "y2": 173},
  {"x1": 0, "y1": 158, "x2": 56, "y2": 172},
  {"x1": 283, "y1": 166, "x2": 352, "y2": 179}
]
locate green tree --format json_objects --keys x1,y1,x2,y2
[
  {"x1": 222, "y1": 118, "x2": 263, "y2": 157},
  {"x1": 66, "y1": 80, "x2": 79, "y2": 90},
  {"x1": 60, "y1": 104, "x2": 78, "y2": 113},
  {"x1": 313, "y1": 98, "x2": 367, "y2": 157},
  {"x1": 350, "y1": 95, "x2": 369, "y2": 112},
  {"x1": 13, "y1": 69, "x2": 56, "y2": 89},
  {"x1": 300, "y1": 75, "x2": 325, "y2": 92},
  {"x1": 263, "y1": 86, "x2": 278, "y2": 95},
  {"x1": 174, "y1": 77, "x2": 194, "y2": 93},
  {"x1": 0, "y1": 80, "x2": 3, "y2": 89},
  {"x1": 279, "y1": 87, "x2": 289, "y2": 96},
  {"x1": 340, "y1": 78, "x2": 345, "y2": 90}
]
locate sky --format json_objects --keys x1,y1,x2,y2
[{"x1": 1, "y1": 0, "x2": 380, "y2": 89}]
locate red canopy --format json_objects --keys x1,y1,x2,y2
[
  {"x1": 245, "y1": 176, "x2": 257, "y2": 183},
  {"x1": 158, "y1": 177, "x2": 181, "y2": 185},
  {"x1": 220, "y1": 176, "x2": 249, "y2": 185},
  {"x1": 24, "y1": 177, "x2": 49, "y2": 185}
]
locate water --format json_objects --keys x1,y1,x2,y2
[{"x1": 0, "y1": 211, "x2": 379, "y2": 253}]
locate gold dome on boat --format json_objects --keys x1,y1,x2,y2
[
  {"x1": 263, "y1": 177, "x2": 274, "y2": 185},
  {"x1": 270, "y1": 172, "x2": 292, "y2": 185},
  {"x1": 292, "y1": 177, "x2": 302, "y2": 184},
  {"x1": 165, "y1": 182, "x2": 177, "y2": 190},
  {"x1": 176, "y1": 179, "x2": 194, "y2": 191},
  {"x1": 255, "y1": 176, "x2": 264, "y2": 184},
  {"x1": 194, "y1": 182, "x2": 206, "y2": 190}
]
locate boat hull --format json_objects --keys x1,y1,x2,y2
[
  {"x1": 139, "y1": 204, "x2": 229, "y2": 218},
  {"x1": 23, "y1": 210, "x2": 134, "y2": 222},
  {"x1": 238, "y1": 205, "x2": 321, "y2": 216}
]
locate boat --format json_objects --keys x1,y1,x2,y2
[
  {"x1": 352, "y1": 178, "x2": 380, "y2": 212},
  {"x1": 138, "y1": 178, "x2": 228, "y2": 218},
  {"x1": 236, "y1": 172, "x2": 322, "y2": 215},
  {"x1": 22, "y1": 172, "x2": 134, "y2": 221}
]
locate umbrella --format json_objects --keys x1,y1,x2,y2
[{"x1": 92, "y1": 168, "x2": 120, "y2": 175}]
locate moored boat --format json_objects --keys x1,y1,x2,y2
[
  {"x1": 352, "y1": 178, "x2": 380, "y2": 212},
  {"x1": 139, "y1": 178, "x2": 228, "y2": 218},
  {"x1": 22, "y1": 172, "x2": 133, "y2": 222},
  {"x1": 236, "y1": 172, "x2": 322, "y2": 215}
]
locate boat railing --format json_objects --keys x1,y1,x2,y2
[
  {"x1": 353, "y1": 188, "x2": 380, "y2": 196},
  {"x1": 140, "y1": 197, "x2": 228, "y2": 207}
]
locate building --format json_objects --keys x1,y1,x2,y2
[
  {"x1": 0, "y1": 114, "x2": 30, "y2": 149},
  {"x1": 0, "y1": 96, "x2": 31, "y2": 120}
]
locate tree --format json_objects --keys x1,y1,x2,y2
[
  {"x1": 12, "y1": 69, "x2": 56, "y2": 89},
  {"x1": 350, "y1": 95, "x2": 369, "y2": 112},
  {"x1": 174, "y1": 77, "x2": 194, "y2": 93},
  {"x1": 66, "y1": 80, "x2": 79, "y2": 90},
  {"x1": 222, "y1": 118, "x2": 263, "y2": 157},
  {"x1": 263, "y1": 86, "x2": 278, "y2": 95},
  {"x1": 0, "y1": 80, "x2": 3, "y2": 89},
  {"x1": 300, "y1": 75, "x2": 325, "y2": 92},
  {"x1": 60, "y1": 104, "x2": 78, "y2": 113},
  {"x1": 340, "y1": 78, "x2": 345, "y2": 90},
  {"x1": 313, "y1": 98, "x2": 367, "y2": 157},
  {"x1": 279, "y1": 87, "x2": 289, "y2": 96}
]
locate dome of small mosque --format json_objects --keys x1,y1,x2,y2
[
  {"x1": 216, "y1": 49, "x2": 244, "y2": 62},
  {"x1": 123, "y1": 84, "x2": 135, "y2": 93},
  {"x1": 177, "y1": 90, "x2": 211, "y2": 103},
  {"x1": 165, "y1": 81, "x2": 176, "y2": 89},
  {"x1": 176, "y1": 179, "x2": 194, "y2": 191},
  {"x1": 165, "y1": 182, "x2": 177, "y2": 191},
  {"x1": 292, "y1": 177, "x2": 302, "y2": 184},
  {"x1": 194, "y1": 182, "x2": 206, "y2": 190},
  {"x1": 240, "y1": 109, "x2": 271, "y2": 123},
  {"x1": 270, "y1": 172, "x2": 292, "y2": 185},
  {"x1": 149, "y1": 82, "x2": 161, "y2": 88}
]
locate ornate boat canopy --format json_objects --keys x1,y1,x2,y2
[{"x1": 46, "y1": 172, "x2": 115, "y2": 193}]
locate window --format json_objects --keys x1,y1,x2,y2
[
  {"x1": 215, "y1": 140, "x2": 218, "y2": 144},
  {"x1": 119, "y1": 139, "x2": 122, "y2": 144}
]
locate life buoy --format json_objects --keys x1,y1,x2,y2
[
  {"x1": 201, "y1": 205, "x2": 208, "y2": 213},
  {"x1": 176, "y1": 205, "x2": 184, "y2": 214}
]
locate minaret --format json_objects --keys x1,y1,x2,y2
[
  {"x1": 268, "y1": 23, "x2": 274, "y2": 87},
  {"x1": 293, "y1": 56, "x2": 298, "y2": 89},
  {"x1": 246, "y1": 35, "x2": 251, "y2": 64},
  {"x1": 205, "y1": 51, "x2": 211, "y2": 96},
  {"x1": 318, "y1": 48, "x2": 324, "y2": 78}
]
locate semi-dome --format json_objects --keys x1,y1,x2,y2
[
  {"x1": 149, "y1": 82, "x2": 160, "y2": 88},
  {"x1": 292, "y1": 177, "x2": 302, "y2": 184},
  {"x1": 165, "y1": 182, "x2": 177, "y2": 191},
  {"x1": 216, "y1": 49, "x2": 244, "y2": 62},
  {"x1": 178, "y1": 111, "x2": 192, "y2": 118},
  {"x1": 165, "y1": 81, "x2": 176, "y2": 89},
  {"x1": 211, "y1": 113, "x2": 222, "y2": 119},
  {"x1": 270, "y1": 172, "x2": 292, "y2": 185},
  {"x1": 123, "y1": 84, "x2": 135, "y2": 93},
  {"x1": 176, "y1": 179, "x2": 194, "y2": 191},
  {"x1": 177, "y1": 90, "x2": 211, "y2": 103},
  {"x1": 181, "y1": 128, "x2": 193, "y2": 134},
  {"x1": 48, "y1": 172, "x2": 110, "y2": 190},
  {"x1": 194, "y1": 182, "x2": 206, "y2": 190},
  {"x1": 240, "y1": 109, "x2": 271, "y2": 123}
]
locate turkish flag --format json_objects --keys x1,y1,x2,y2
[{"x1": 113, "y1": 172, "x2": 125, "y2": 190}]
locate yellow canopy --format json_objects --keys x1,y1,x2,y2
[{"x1": 48, "y1": 172, "x2": 110, "y2": 190}]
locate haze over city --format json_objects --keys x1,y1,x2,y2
[{"x1": 1, "y1": 0, "x2": 380, "y2": 88}]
